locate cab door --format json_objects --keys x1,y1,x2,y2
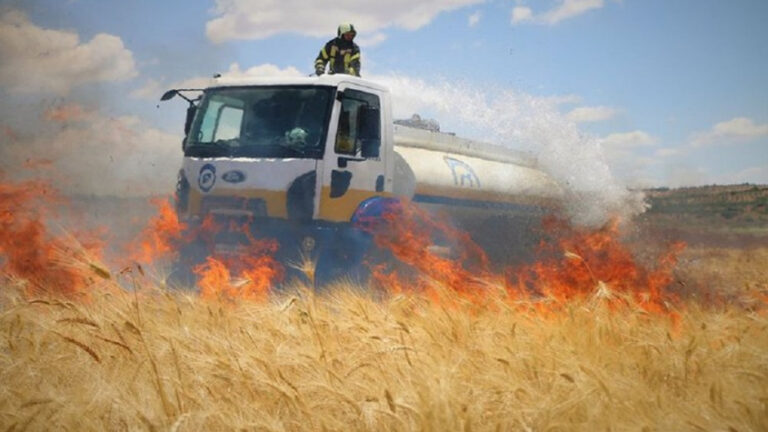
[{"x1": 317, "y1": 85, "x2": 387, "y2": 222}]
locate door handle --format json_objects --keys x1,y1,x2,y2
[{"x1": 337, "y1": 156, "x2": 365, "y2": 168}]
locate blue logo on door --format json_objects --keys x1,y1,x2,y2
[
  {"x1": 198, "y1": 164, "x2": 216, "y2": 192},
  {"x1": 222, "y1": 170, "x2": 246, "y2": 184}
]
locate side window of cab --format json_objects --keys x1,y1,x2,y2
[{"x1": 335, "y1": 89, "x2": 381, "y2": 157}]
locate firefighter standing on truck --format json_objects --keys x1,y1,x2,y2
[{"x1": 315, "y1": 23, "x2": 361, "y2": 77}]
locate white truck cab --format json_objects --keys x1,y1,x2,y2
[{"x1": 179, "y1": 75, "x2": 393, "y2": 225}]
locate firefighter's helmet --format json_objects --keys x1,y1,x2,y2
[{"x1": 337, "y1": 23, "x2": 356, "y2": 38}]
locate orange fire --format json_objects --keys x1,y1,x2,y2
[
  {"x1": 506, "y1": 218, "x2": 686, "y2": 315},
  {"x1": 0, "y1": 176, "x2": 285, "y2": 301},
  {"x1": 132, "y1": 200, "x2": 284, "y2": 300},
  {"x1": 368, "y1": 201, "x2": 688, "y2": 315},
  {"x1": 193, "y1": 227, "x2": 283, "y2": 302},
  {"x1": 132, "y1": 198, "x2": 187, "y2": 263},
  {"x1": 0, "y1": 174, "x2": 107, "y2": 297},
  {"x1": 365, "y1": 200, "x2": 492, "y2": 301}
]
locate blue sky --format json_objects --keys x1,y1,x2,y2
[{"x1": 0, "y1": 0, "x2": 766, "y2": 196}]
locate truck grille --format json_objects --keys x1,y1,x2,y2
[{"x1": 201, "y1": 196, "x2": 267, "y2": 218}]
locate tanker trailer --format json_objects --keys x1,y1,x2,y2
[
  {"x1": 161, "y1": 74, "x2": 561, "y2": 285},
  {"x1": 390, "y1": 125, "x2": 561, "y2": 264}
]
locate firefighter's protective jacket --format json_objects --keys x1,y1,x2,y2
[{"x1": 315, "y1": 37, "x2": 361, "y2": 77}]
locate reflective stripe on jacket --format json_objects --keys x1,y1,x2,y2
[{"x1": 315, "y1": 38, "x2": 361, "y2": 76}]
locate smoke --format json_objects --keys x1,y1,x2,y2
[
  {"x1": 0, "y1": 10, "x2": 137, "y2": 96},
  {"x1": 0, "y1": 102, "x2": 180, "y2": 197},
  {"x1": 373, "y1": 74, "x2": 647, "y2": 226}
]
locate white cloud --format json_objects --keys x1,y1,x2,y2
[
  {"x1": 541, "y1": 0, "x2": 604, "y2": 25},
  {"x1": 566, "y1": 106, "x2": 618, "y2": 123},
  {"x1": 355, "y1": 32, "x2": 388, "y2": 47},
  {"x1": 218, "y1": 63, "x2": 304, "y2": 79},
  {"x1": 601, "y1": 130, "x2": 657, "y2": 149},
  {"x1": 131, "y1": 79, "x2": 167, "y2": 101},
  {"x1": 0, "y1": 10, "x2": 137, "y2": 95},
  {"x1": 131, "y1": 63, "x2": 302, "y2": 100},
  {"x1": 468, "y1": 11, "x2": 482, "y2": 27},
  {"x1": 206, "y1": 0, "x2": 485, "y2": 43},
  {"x1": 1, "y1": 103, "x2": 179, "y2": 196},
  {"x1": 542, "y1": 93, "x2": 582, "y2": 106},
  {"x1": 512, "y1": 0, "x2": 607, "y2": 26},
  {"x1": 511, "y1": 7, "x2": 533, "y2": 24},
  {"x1": 691, "y1": 117, "x2": 768, "y2": 147},
  {"x1": 654, "y1": 147, "x2": 681, "y2": 158},
  {"x1": 713, "y1": 117, "x2": 768, "y2": 137}
]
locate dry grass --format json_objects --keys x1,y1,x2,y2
[
  {"x1": 675, "y1": 247, "x2": 768, "y2": 294},
  {"x1": 1, "y1": 262, "x2": 767, "y2": 431}
]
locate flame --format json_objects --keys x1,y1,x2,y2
[
  {"x1": 0, "y1": 176, "x2": 287, "y2": 302},
  {"x1": 506, "y1": 217, "x2": 686, "y2": 315},
  {"x1": 366, "y1": 201, "x2": 688, "y2": 315},
  {"x1": 131, "y1": 200, "x2": 224, "y2": 270},
  {"x1": 193, "y1": 229, "x2": 283, "y2": 302},
  {"x1": 132, "y1": 199, "x2": 284, "y2": 300},
  {"x1": 0, "y1": 174, "x2": 108, "y2": 297},
  {"x1": 195, "y1": 257, "x2": 232, "y2": 299},
  {"x1": 132, "y1": 198, "x2": 187, "y2": 263},
  {"x1": 362, "y1": 200, "x2": 491, "y2": 301}
]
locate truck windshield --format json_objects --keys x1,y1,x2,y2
[{"x1": 185, "y1": 86, "x2": 334, "y2": 158}]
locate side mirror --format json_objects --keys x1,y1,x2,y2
[
  {"x1": 160, "y1": 90, "x2": 178, "y2": 101},
  {"x1": 358, "y1": 106, "x2": 381, "y2": 158}
]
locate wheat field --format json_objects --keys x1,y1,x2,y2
[
  {"x1": 1, "y1": 258, "x2": 767, "y2": 431},
  {"x1": 2, "y1": 181, "x2": 767, "y2": 431}
]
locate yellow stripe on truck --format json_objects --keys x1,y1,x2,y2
[{"x1": 188, "y1": 187, "x2": 392, "y2": 222}]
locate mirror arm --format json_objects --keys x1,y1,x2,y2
[{"x1": 160, "y1": 88, "x2": 203, "y2": 105}]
